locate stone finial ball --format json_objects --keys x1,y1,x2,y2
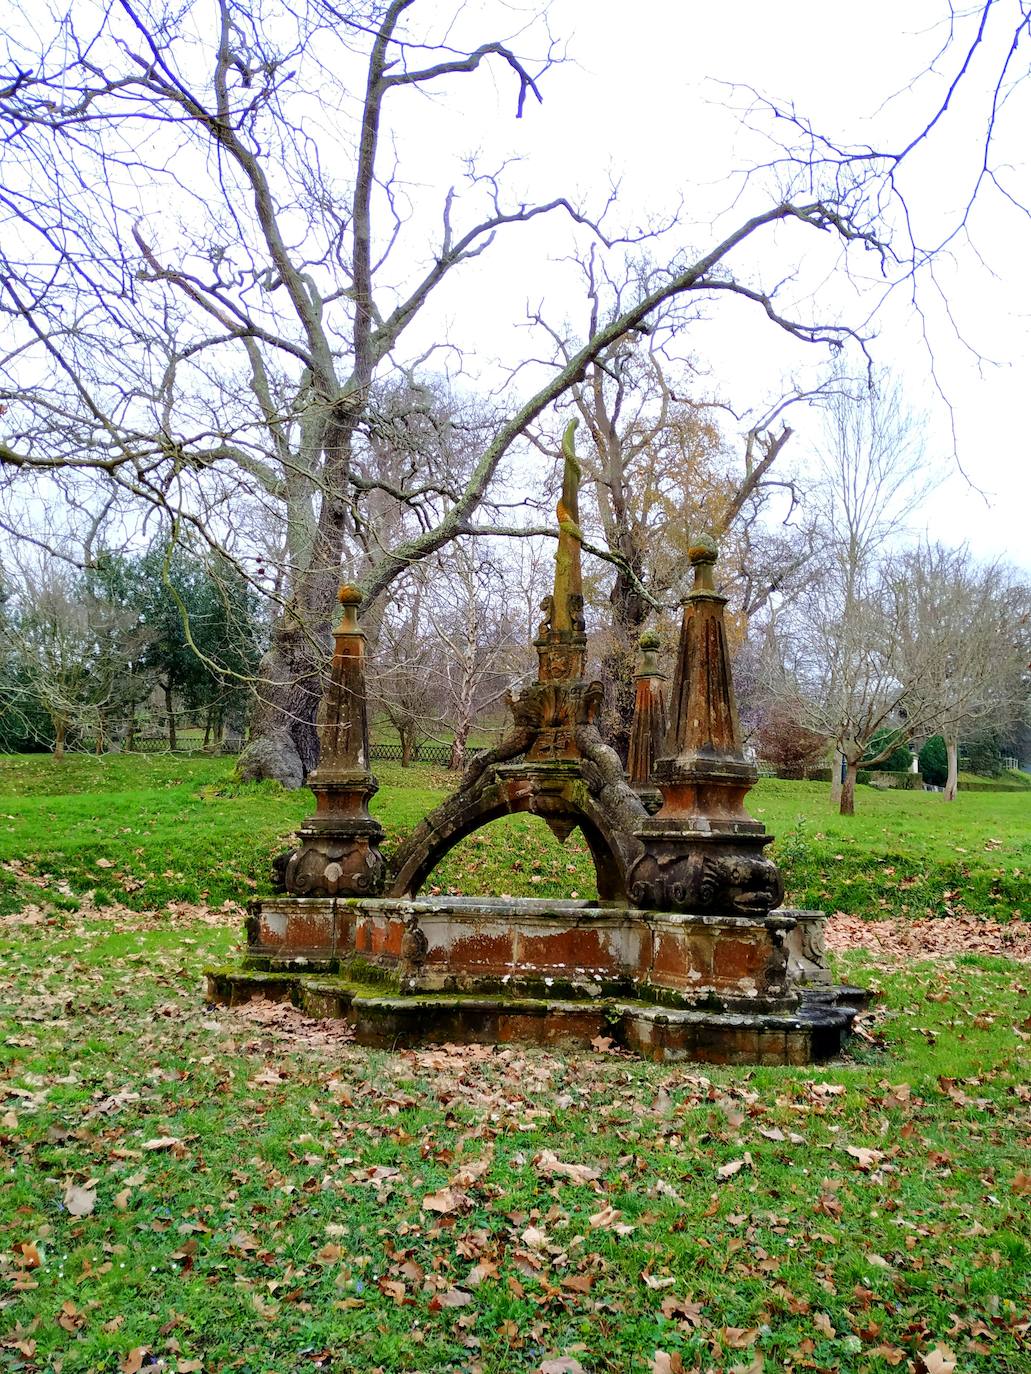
[
  {"x1": 687, "y1": 533, "x2": 718, "y2": 564},
  {"x1": 338, "y1": 583, "x2": 363, "y2": 606},
  {"x1": 639, "y1": 629, "x2": 662, "y2": 650}
]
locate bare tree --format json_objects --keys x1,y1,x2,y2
[
  {"x1": 732, "y1": 2, "x2": 1031, "y2": 399},
  {"x1": 768, "y1": 368, "x2": 931, "y2": 814},
  {"x1": 6, "y1": 562, "x2": 150, "y2": 758},
  {"x1": 528, "y1": 252, "x2": 833, "y2": 754},
  {"x1": 889, "y1": 542, "x2": 1031, "y2": 800},
  {"x1": 367, "y1": 573, "x2": 440, "y2": 768},
  {"x1": 422, "y1": 543, "x2": 524, "y2": 770},
  {"x1": 0, "y1": 0, "x2": 888, "y2": 786}
]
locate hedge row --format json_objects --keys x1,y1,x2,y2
[{"x1": 958, "y1": 776, "x2": 1031, "y2": 793}]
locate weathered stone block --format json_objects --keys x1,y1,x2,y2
[{"x1": 712, "y1": 935, "x2": 763, "y2": 986}]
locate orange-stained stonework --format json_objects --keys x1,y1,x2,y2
[{"x1": 212, "y1": 435, "x2": 864, "y2": 1064}]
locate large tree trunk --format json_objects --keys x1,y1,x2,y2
[
  {"x1": 236, "y1": 409, "x2": 358, "y2": 789},
  {"x1": 839, "y1": 759, "x2": 858, "y2": 816},
  {"x1": 601, "y1": 570, "x2": 650, "y2": 762},
  {"x1": 829, "y1": 749, "x2": 844, "y2": 806},
  {"x1": 399, "y1": 722, "x2": 416, "y2": 768},
  {"x1": 164, "y1": 684, "x2": 177, "y2": 751},
  {"x1": 449, "y1": 720, "x2": 471, "y2": 772},
  {"x1": 449, "y1": 643, "x2": 479, "y2": 772},
  {"x1": 944, "y1": 733, "x2": 959, "y2": 802},
  {"x1": 236, "y1": 629, "x2": 326, "y2": 789},
  {"x1": 52, "y1": 715, "x2": 66, "y2": 761}
]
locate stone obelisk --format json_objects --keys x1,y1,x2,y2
[
  {"x1": 280, "y1": 584, "x2": 386, "y2": 897},
  {"x1": 627, "y1": 536, "x2": 783, "y2": 914}
]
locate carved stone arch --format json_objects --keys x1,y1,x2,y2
[{"x1": 388, "y1": 770, "x2": 639, "y2": 902}]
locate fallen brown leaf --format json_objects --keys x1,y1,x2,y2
[
  {"x1": 560, "y1": 1274, "x2": 593, "y2": 1294},
  {"x1": 846, "y1": 1146, "x2": 884, "y2": 1171},
  {"x1": 649, "y1": 1353, "x2": 686, "y2": 1374},
  {"x1": 422, "y1": 1186, "x2": 467, "y2": 1214},
  {"x1": 721, "y1": 1326, "x2": 758, "y2": 1349},
  {"x1": 533, "y1": 1149, "x2": 600, "y2": 1185},
  {"x1": 717, "y1": 1154, "x2": 752, "y2": 1180},
  {"x1": 728, "y1": 1355, "x2": 763, "y2": 1374},
  {"x1": 589, "y1": 1204, "x2": 633, "y2": 1233},
  {"x1": 660, "y1": 1295, "x2": 706, "y2": 1326},
  {"x1": 642, "y1": 1270, "x2": 676, "y2": 1290},
  {"x1": 63, "y1": 1184, "x2": 97, "y2": 1217},
  {"x1": 466, "y1": 1259, "x2": 498, "y2": 1287},
  {"x1": 922, "y1": 1345, "x2": 958, "y2": 1374},
  {"x1": 437, "y1": 1287, "x2": 473, "y2": 1307}
]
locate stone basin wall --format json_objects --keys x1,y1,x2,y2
[{"x1": 243, "y1": 895, "x2": 831, "y2": 1015}]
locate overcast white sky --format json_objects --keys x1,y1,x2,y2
[{"x1": 380, "y1": 0, "x2": 1031, "y2": 570}]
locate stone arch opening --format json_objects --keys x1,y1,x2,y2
[
  {"x1": 427, "y1": 811, "x2": 599, "y2": 902},
  {"x1": 387, "y1": 775, "x2": 632, "y2": 903}
]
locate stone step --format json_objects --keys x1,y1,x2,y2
[{"x1": 205, "y1": 967, "x2": 857, "y2": 1065}]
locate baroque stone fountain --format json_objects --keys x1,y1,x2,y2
[{"x1": 208, "y1": 426, "x2": 864, "y2": 1064}]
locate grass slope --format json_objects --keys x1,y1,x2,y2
[{"x1": 1, "y1": 756, "x2": 1027, "y2": 921}]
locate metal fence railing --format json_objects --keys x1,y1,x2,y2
[
  {"x1": 370, "y1": 742, "x2": 480, "y2": 765},
  {"x1": 119, "y1": 735, "x2": 237, "y2": 755},
  {"x1": 87, "y1": 737, "x2": 469, "y2": 763},
  {"x1": 133, "y1": 735, "x2": 179, "y2": 753}
]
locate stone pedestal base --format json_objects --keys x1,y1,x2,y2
[{"x1": 209, "y1": 897, "x2": 864, "y2": 1065}]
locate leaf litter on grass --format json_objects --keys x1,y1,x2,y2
[
  {"x1": 2, "y1": 887, "x2": 1031, "y2": 1370},
  {"x1": 826, "y1": 909, "x2": 1031, "y2": 963}
]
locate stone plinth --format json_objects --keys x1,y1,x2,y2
[{"x1": 209, "y1": 896, "x2": 861, "y2": 1064}]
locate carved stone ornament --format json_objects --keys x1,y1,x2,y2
[{"x1": 389, "y1": 419, "x2": 648, "y2": 900}]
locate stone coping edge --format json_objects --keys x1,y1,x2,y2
[{"x1": 205, "y1": 968, "x2": 859, "y2": 1065}]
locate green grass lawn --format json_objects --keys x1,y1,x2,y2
[
  {"x1": 1, "y1": 754, "x2": 1026, "y2": 921},
  {"x1": 1, "y1": 754, "x2": 1029, "y2": 1372}
]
